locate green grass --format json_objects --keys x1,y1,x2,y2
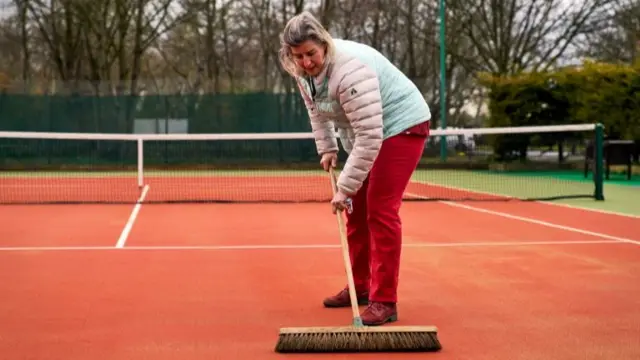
[
  {"x1": 411, "y1": 169, "x2": 596, "y2": 198},
  {"x1": 489, "y1": 169, "x2": 640, "y2": 187},
  {"x1": 547, "y1": 185, "x2": 640, "y2": 217},
  {"x1": 411, "y1": 169, "x2": 639, "y2": 217}
]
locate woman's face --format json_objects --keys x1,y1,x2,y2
[{"x1": 290, "y1": 40, "x2": 325, "y2": 77}]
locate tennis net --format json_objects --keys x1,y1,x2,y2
[{"x1": 0, "y1": 123, "x2": 604, "y2": 205}]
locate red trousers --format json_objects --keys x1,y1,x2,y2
[{"x1": 345, "y1": 121, "x2": 430, "y2": 303}]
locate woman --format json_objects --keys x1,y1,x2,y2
[{"x1": 278, "y1": 11, "x2": 431, "y2": 326}]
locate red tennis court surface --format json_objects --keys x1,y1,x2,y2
[{"x1": 1, "y1": 195, "x2": 639, "y2": 360}]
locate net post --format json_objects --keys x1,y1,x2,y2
[
  {"x1": 137, "y1": 138, "x2": 144, "y2": 188},
  {"x1": 438, "y1": 0, "x2": 447, "y2": 162},
  {"x1": 594, "y1": 123, "x2": 604, "y2": 201}
]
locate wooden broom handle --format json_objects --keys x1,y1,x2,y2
[{"x1": 329, "y1": 167, "x2": 363, "y2": 326}]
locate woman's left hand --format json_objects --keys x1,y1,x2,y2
[{"x1": 331, "y1": 191, "x2": 352, "y2": 214}]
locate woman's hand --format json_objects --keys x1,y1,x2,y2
[
  {"x1": 320, "y1": 151, "x2": 338, "y2": 172},
  {"x1": 331, "y1": 190, "x2": 352, "y2": 214}
]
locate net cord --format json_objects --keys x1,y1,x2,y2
[{"x1": 0, "y1": 123, "x2": 597, "y2": 142}]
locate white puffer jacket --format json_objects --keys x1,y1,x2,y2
[{"x1": 296, "y1": 39, "x2": 431, "y2": 195}]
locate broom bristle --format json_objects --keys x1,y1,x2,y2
[{"x1": 274, "y1": 326, "x2": 442, "y2": 353}]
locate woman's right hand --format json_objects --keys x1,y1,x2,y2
[{"x1": 320, "y1": 152, "x2": 338, "y2": 172}]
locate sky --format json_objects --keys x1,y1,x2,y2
[{"x1": 0, "y1": 0, "x2": 10, "y2": 20}]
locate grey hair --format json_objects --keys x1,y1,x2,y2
[{"x1": 278, "y1": 11, "x2": 335, "y2": 77}]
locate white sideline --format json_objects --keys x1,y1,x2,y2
[
  {"x1": 115, "y1": 185, "x2": 149, "y2": 248},
  {"x1": 0, "y1": 240, "x2": 623, "y2": 252},
  {"x1": 405, "y1": 192, "x2": 640, "y2": 246}
]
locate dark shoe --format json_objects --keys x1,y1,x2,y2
[
  {"x1": 323, "y1": 288, "x2": 369, "y2": 308},
  {"x1": 361, "y1": 301, "x2": 398, "y2": 325}
]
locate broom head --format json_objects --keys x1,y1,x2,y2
[{"x1": 275, "y1": 325, "x2": 442, "y2": 353}]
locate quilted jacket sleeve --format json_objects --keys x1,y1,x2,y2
[
  {"x1": 296, "y1": 78, "x2": 338, "y2": 155},
  {"x1": 335, "y1": 59, "x2": 384, "y2": 195}
]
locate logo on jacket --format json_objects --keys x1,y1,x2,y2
[{"x1": 316, "y1": 99, "x2": 336, "y2": 113}]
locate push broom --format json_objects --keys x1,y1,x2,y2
[{"x1": 274, "y1": 167, "x2": 442, "y2": 353}]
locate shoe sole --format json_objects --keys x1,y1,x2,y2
[
  {"x1": 323, "y1": 298, "x2": 369, "y2": 308},
  {"x1": 362, "y1": 313, "x2": 398, "y2": 326}
]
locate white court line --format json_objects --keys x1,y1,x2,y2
[
  {"x1": 413, "y1": 180, "x2": 640, "y2": 219},
  {"x1": 0, "y1": 240, "x2": 622, "y2": 252},
  {"x1": 531, "y1": 200, "x2": 640, "y2": 219},
  {"x1": 406, "y1": 192, "x2": 640, "y2": 246},
  {"x1": 115, "y1": 185, "x2": 150, "y2": 248}
]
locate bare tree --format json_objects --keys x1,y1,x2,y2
[
  {"x1": 448, "y1": 0, "x2": 614, "y2": 75},
  {"x1": 578, "y1": 0, "x2": 640, "y2": 63},
  {"x1": 23, "y1": 0, "x2": 190, "y2": 95},
  {"x1": 1, "y1": 0, "x2": 628, "y2": 130}
]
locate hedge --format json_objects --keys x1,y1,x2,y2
[{"x1": 478, "y1": 61, "x2": 640, "y2": 162}]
